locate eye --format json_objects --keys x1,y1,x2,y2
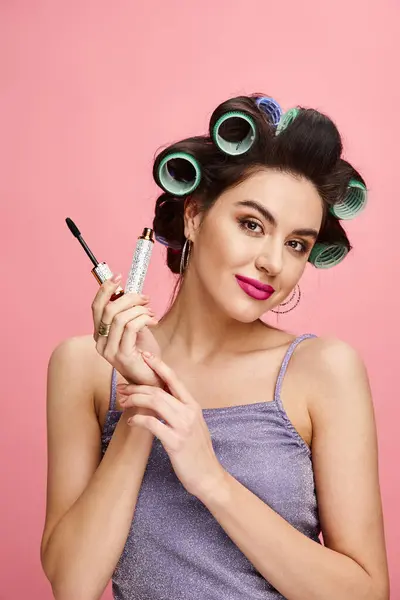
[
  {"x1": 286, "y1": 240, "x2": 309, "y2": 254},
  {"x1": 238, "y1": 218, "x2": 264, "y2": 235}
]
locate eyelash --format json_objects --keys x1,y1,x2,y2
[{"x1": 237, "y1": 217, "x2": 310, "y2": 255}]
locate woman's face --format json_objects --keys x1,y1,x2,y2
[{"x1": 186, "y1": 169, "x2": 324, "y2": 323}]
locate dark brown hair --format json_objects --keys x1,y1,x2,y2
[{"x1": 152, "y1": 94, "x2": 365, "y2": 274}]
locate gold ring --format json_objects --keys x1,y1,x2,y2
[{"x1": 98, "y1": 321, "x2": 111, "y2": 337}]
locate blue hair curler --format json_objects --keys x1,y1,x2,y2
[
  {"x1": 156, "y1": 152, "x2": 201, "y2": 196},
  {"x1": 255, "y1": 96, "x2": 282, "y2": 126},
  {"x1": 212, "y1": 111, "x2": 257, "y2": 156},
  {"x1": 330, "y1": 179, "x2": 367, "y2": 220},
  {"x1": 308, "y1": 243, "x2": 349, "y2": 269},
  {"x1": 275, "y1": 107, "x2": 299, "y2": 135},
  {"x1": 155, "y1": 234, "x2": 182, "y2": 250}
]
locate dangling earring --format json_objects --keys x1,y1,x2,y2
[
  {"x1": 179, "y1": 238, "x2": 192, "y2": 276},
  {"x1": 271, "y1": 284, "x2": 301, "y2": 314}
]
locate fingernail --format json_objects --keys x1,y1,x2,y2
[
  {"x1": 142, "y1": 351, "x2": 153, "y2": 359},
  {"x1": 111, "y1": 273, "x2": 122, "y2": 283},
  {"x1": 140, "y1": 294, "x2": 150, "y2": 301}
]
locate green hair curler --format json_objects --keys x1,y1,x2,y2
[
  {"x1": 212, "y1": 111, "x2": 257, "y2": 156},
  {"x1": 275, "y1": 107, "x2": 299, "y2": 135},
  {"x1": 308, "y1": 243, "x2": 349, "y2": 269},
  {"x1": 156, "y1": 152, "x2": 201, "y2": 196},
  {"x1": 330, "y1": 179, "x2": 367, "y2": 220}
]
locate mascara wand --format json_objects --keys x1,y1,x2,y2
[
  {"x1": 66, "y1": 217, "x2": 99, "y2": 267},
  {"x1": 65, "y1": 217, "x2": 124, "y2": 300}
]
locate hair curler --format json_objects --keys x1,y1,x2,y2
[
  {"x1": 330, "y1": 179, "x2": 368, "y2": 220},
  {"x1": 212, "y1": 110, "x2": 257, "y2": 156},
  {"x1": 155, "y1": 152, "x2": 201, "y2": 196},
  {"x1": 308, "y1": 243, "x2": 349, "y2": 269}
]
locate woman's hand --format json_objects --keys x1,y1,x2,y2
[
  {"x1": 92, "y1": 274, "x2": 162, "y2": 388},
  {"x1": 117, "y1": 351, "x2": 227, "y2": 500}
]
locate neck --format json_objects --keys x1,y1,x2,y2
[{"x1": 156, "y1": 267, "x2": 266, "y2": 363}]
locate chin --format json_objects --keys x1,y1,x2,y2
[{"x1": 219, "y1": 295, "x2": 268, "y2": 324}]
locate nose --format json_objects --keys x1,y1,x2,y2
[{"x1": 255, "y1": 237, "x2": 283, "y2": 277}]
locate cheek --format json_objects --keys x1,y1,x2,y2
[
  {"x1": 198, "y1": 220, "x2": 249, "y2": 271},
  {"x1": 282, "y1": 256, "x2": 308, "y2": 288}
]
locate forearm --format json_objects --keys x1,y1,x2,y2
[
  {"x1": 200, "y1": 471, "x2": 379, "y2": 600},
  {"x1": 42, "y1": 413, "x2": 154, "y2": 600}
]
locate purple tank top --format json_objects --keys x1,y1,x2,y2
[{"x1": 101, "y1": 334, "x2": 321, "y2": 600}]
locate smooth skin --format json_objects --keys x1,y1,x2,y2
[{"x1": 41, "y1": 169, "x2": 389, "y2": 600}]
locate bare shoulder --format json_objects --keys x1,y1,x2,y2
[
  {"x1": 292, "y1": 335, "x2": 371, "y2": 409},
  {"x1": 48, "y1": 334, "x2": 113, "y2": 411},
  {"x1": 300, "y1": 335, "x2": 365, "y2": 366},
  {"x1": 49, "y1": 334, "x2": 96, "y2": 365},
  {"x1": 49, "y1": 334, "x2": 103, "y2": 383}
]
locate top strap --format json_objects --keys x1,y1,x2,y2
[
  {"x1": 274, "y1": 334, "x2": 317, "y2": 404},
  {"x1": 109, "y1": 367, "x2": 118, "y2": 411}
]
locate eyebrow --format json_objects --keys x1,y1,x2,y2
[{"x1": 235, "y1": 200, "x2": 319, "y2": 240}]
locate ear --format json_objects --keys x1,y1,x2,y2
[{"x1": 183, "y1": 196, "x2": 202, "y2": 241}]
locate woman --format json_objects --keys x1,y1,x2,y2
[{"x1": 41, "y1": 94, "x2": 389, "y2": 600}]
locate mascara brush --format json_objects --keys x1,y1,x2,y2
[{"x1": 65, "y1": 217, "x2": 124, "y2": 301}]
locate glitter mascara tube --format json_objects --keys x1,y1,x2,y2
[{"x1": 125, "y1": 228, "x2": 155, "y2": 294}]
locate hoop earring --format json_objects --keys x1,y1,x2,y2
[
  {"x1": 271, "y1": 284, "x2": 301, "y2": 314},
  {"x1": 179, "y1": 238, "x2": 192, "y2": 276}
]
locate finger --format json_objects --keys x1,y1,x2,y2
[
  {"x1": 117, "y1": 383, "x2": 173, "y2": 396},
  {"x1": 141, "y1": 353, "x2": 194, "y2": 405},
  {"x1": 92, "y1": 274, "x2": 123, "y2": 338},
  {"x1": 121, "y1": 390, "x2": 182, "y2": 427},
  {"x1": 101, "y1": 292, "x2": 150, "y2": 327},
  {"x1": 96, "y1": 304, "x2": 149, "y2": 355},
  {"x1": 119, "y1": 385, "x2": 181, "y2": 407},
  {"x1": 96, "y1": 294, "x2": 151, "y2": 350},
  {"x1": 117, "y1": 384, "x2": 155, "y2": 395},
  {"x1": 117, "y1": 385, "x2": 181, "y2": 413},
  {"x1": 128, "y1": 414, "x2": 176, "y2": 448},
  {"x1": 119, "y1": 312, "x2": 158, "y2": 356},
  {"x1": 101, "y1": 306, "x2": 155, "y2": 357}
]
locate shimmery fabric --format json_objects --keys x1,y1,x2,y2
[{"x1": 101, "y1": 334, "x2": 321, "y2": 599}]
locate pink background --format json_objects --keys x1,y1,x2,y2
[{"x1": 1, "y1": 1, "x2": 399, "y2": 598}]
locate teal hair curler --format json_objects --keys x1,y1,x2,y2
[
  {"x1": 275, "y1": 107, "x2": 299, "y2": 135},
  {"x1": 156, "y1": 152, "x2": 201, "y2": 196},
  {"x1": 330, "y1": 179, "x2": 367, "y2": 220},
  {"x1": 308, "y1": 243, "x2": 349, "y2": 269},
  {"x1": 212, "y1": 111, "x2": 257, "y2": 156}
]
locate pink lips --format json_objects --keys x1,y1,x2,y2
[{"x1": 235, "y1": 275, "x2": 275, "y2": 301}]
